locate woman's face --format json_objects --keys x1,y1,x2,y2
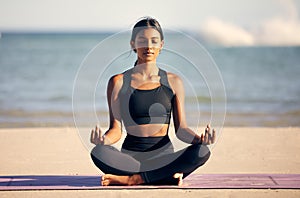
[{"x1": 131, "y1": 28, "x2": 164, "y2": 63}]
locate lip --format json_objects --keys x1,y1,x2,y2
[{"x1": 143, "y1": 51, "x2": 154, "y2": 56}]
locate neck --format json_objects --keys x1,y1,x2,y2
[{"x1": 134, "y1": 60, "x2": 158, "y2": 76}]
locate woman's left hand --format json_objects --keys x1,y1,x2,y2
[{"x1": 200, "y1": 124, "x2": 216, "y2": 145}]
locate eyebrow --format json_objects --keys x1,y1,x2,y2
[{"x1": 137, "y1": 36, "x2": 160, "y2": 39}]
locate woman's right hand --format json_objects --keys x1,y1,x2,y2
[{"x1": 90, "y1": 125, "x2": 104, "y2": 145}]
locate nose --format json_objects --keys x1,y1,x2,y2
[{"x1": 145, "y1": 40, "x2": 153, "y2": 48}]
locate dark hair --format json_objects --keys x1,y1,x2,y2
[{"x1": 131, "y1": 17, "x2": 164, "y2": 45}]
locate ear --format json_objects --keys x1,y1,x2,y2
[
  {"x1": 160, "y1": 40, "x2": 164, "y2": 50},
  {"x1": 130, "y1": 40, "x2": 135, "y2": 51}
]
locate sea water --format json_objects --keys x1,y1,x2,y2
[{"x1": 0, "y1": 33, "x2": 299, "y2": 127}]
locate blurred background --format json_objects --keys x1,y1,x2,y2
[{"x1": 0, "y1": 0, "x2": 299, "y2": 127}]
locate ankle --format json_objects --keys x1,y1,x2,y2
[{"x1": 128, "y1": 174, "x2": 144, "y2": 185}]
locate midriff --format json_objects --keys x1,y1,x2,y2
[{"x1": 125, "y1": 124, "x2": 169, "y2": 137}]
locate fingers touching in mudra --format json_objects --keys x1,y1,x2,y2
[
  {"x1": 200, "y1": 124, "x2": 216, "y2": 145},
  {"x1": 90, "y1": 125, "x2": 105, "y2": 145}
]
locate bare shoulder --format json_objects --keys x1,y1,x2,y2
[
  {"x1": 108, "y1": 73, "x2": 124, "y2": 90},
  {"x1": 109, "y1": 73, "x2": 123, "y2": 83},
  {"x1": 166, "y1": 72, "x2": 184, "y2": 93},
  {"x1": 167, "y1": 72, "x2": 183, "y2": 85}
]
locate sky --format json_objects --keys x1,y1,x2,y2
[{"x1": 0, "y1": 0, "x2": 300, "y2": 46}]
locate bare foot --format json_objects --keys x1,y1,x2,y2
[
  {"x1": 101, "y1": 174, "x2": 144, "y2": 186},
  {"x1": 173, "y1": 173, "x2": 183, "y2": 186}
]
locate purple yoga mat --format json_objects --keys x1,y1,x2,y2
[{"x1": 0, "y1": 174, "x2": 299, "y2": 190}]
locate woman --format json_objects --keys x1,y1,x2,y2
[{"x1": 90, "y1": 17, "x2": 216, "y2": 186}]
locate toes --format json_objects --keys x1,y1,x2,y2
[
  {"x1": 173, "y1": 173, "x2": 183, "y2": 186},
  {"x1": 101, "y1": 179, "x2": 110, "y2": 186},
  {"x1": 101, "y1": 175, "x2": 109, "y2": 186},
  {"x1": 102, "y1": 174, "x2": 111, "y2": 181}
]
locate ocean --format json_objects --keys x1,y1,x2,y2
[{"x1": 0, "y1": 32, "x2": 299, "y2": 128}]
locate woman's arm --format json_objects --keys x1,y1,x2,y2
[
  {"x1": 90, "y1": 74, "x2": 123, "y2": 145},
  {"x1": 169, "y1": 73, "x2": 216, "y2": 145}
]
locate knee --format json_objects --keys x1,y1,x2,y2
[
  {"x1": 199, "y1": 145, "x2": 211, "y2": 165},
  {"x1": 90, "y1": 144, "x2": 119, "y2": 162},
  {"x1": 188, "y1": 144, "x2": 211, "y2": 165},
  {"x1": 198, "y1": 144, "x2": 211, "y2": 159},
  {"x1": 90, "y1": 144, "x2": 111, "y2": 173},
  {"x1": 90, "y1": 144, "x2": 105, "y2": 160}
]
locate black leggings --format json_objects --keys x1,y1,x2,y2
[{"x1": 90, "y1": 136, "x2": 211, "y2": 185}]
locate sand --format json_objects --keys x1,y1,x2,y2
[{"x1": 0, "y1": 127, "x2": 300, "y2": 197}]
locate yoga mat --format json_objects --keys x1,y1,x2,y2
[{"x1": 0, "y1": 174, "x2": 299, "y2": 190}]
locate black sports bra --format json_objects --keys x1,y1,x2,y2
[{"x1": 119, "y1": 68, "x2": 175, "y2": 127}]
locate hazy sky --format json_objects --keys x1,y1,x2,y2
[{"x1": 1, "y1": 0, "x2": 300, "y2": 46}]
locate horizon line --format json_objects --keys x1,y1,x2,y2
[{"x1": 0, "y1": 31, "x2": 299, "y2": 48}]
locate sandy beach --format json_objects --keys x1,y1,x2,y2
[{"x1": 0, "y1": 127, "x2": 300, "y2": 197}]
